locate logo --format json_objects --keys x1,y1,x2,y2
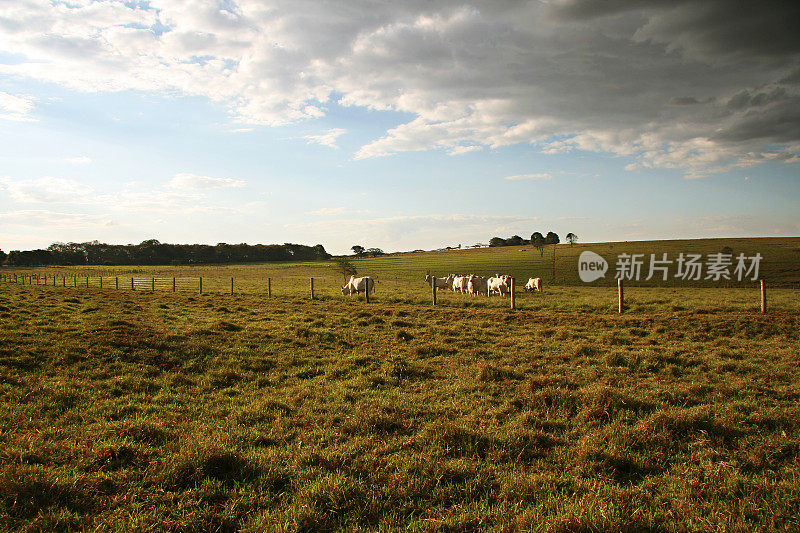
[{"x1": 579, "y1": 251, "x2": 608, "y2": 282}]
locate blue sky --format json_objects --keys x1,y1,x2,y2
[{"x1": 1, "y1": 1, "x2": 798, "y2": 255}]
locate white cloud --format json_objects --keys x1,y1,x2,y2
[
  {"x1": 0, "y1": 209, "x2": 113, "y2": 230},
  {"x1": 307, "y1": 206, "x2": 371, "y2": 216},
  {"x1": 168, "y1": 173, "x2": 245, "y2": 190},
  {"x1": 303, "y1": 128, "x2": 346, "y2": 148},
  {"x1": 1, "y1": 176, "x2": 95, "y2": 203},
  {"x1": 1, "y1": 174, "x2": 243, "y2": 216},
  {"x1": 0, "y1": 91, "x2": 36, "y2": 121},
  {"x1": 0, "y1": 1, "x2": 797, "y2": 176},
  {"x1": 504, "y1": 173, "x2": 552, "y2": 181},
  {"x1": 448, "y1": 145, "x2": 482, "y2": 155}
]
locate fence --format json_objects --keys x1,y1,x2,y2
[
  {"x1": 1, "y1": 273, "x2": 202, "y2": 293},
  {"x1": 0, "y1": 273, "x2": 278, "y2": 298},
  {"x1": 0, "y1": 271, "x2": 785, "y2": 315}
]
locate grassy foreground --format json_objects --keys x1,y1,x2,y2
[{"x1": 1, "y1": 283, "x2": 799, "y2": 531}]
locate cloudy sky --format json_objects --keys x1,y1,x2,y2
[{"x1": 1, "y1": 0, "x2": 798, "y2": 254}]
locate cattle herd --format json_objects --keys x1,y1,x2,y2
[
  {"x1": 425, "y1": 274, "x2": 543, "y2": 296},
  {"x1": 340, "y1": 274, "x2": 543, "y2": 297}
]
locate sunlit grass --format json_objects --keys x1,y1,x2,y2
[{"x1": 1, "y1": 280, "x2": 798, "y2": 530}]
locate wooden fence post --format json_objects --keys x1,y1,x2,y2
[
  {"x1": 199, "y1": 277, "x2": 203, "y2": 294},
  {"x1": 151, "y1": 277, "x2": 155, "y2": 292},
  {"x1": 231, "y1": 277, "x2": 234, "y2": 295},
  {"x1": 365, "y1": 278, "x2": 370, "y2": 303},
  {"x1": 86, "y1": 276, "x2": 89, "y2": 288},
  {"x1": 310, "y1": 278, "x2": 315, "y2": 300},
  {"x1": 131, "y1": 277, "x2": 134, "y2": 290},
  {"x1": 268, "y1": 277, "x2": 271, "y2": 297},
  {"x1": 173, "y1": 277, "x2": 176, "y2": 293},
  {"x1": 100, "y1": 276, "x2": 103, "y2": 289},
  {"x1": 761, "y1": 280, "x2": 766, "y2": 314},
  {"x1": 432, "y1": 277, "x2": 437, "y2": 306},
  {"x1": 74, "y1": 275, "x2": 77, "y2": 288},
  {"x1": 618, "y1": 278, "x2": 624, "y2": 314},
  {"x1": 116, "y1": 277, "x2": 119, "y2": 290},
  {"x1": 510, "y1": 277, "x2": 516, "y2": 310}
]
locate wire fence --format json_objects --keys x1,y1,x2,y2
[{"x1": 1, "y1": 270, "x2": 796, "y2": 315}]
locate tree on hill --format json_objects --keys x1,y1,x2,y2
[
  {"x1": 566, "y1": 232, "x2": 578, "y2": 245},
  {"x1": 507, "y1": 235, "x2": 525, "y2": 246},
  {"x1": 0, "y1": 249, "x2": 6, "y2": 264},
  {"x1": 351, "y1": 245, "x2": 365, "y2": 256},
  {"x1": 366, "y1": 247, "x2": 385, "y2": 257},
  {"x1": 531, "y1": 233, "x2": 546, "y2": 256},
  {"x1": 489, "y1": 237, "x2": 507, "y2": 247},
  {"x1": 545, "y1": 231, "x2": 560, "y2": 245}
]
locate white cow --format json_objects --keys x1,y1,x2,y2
[
  {"x1": 487, "y1": 274, "x2": 512, "y2": 296},
  {"x1": 524, "y1": 277, "x2": 543, "y2": 292},
  {"x1": 467, "y1": 274, "x2": 487, "y2": 296},
  {"x1": 425, "y1": 274, "x2": 454, "y2": 291},
  {"x1": 341, "y1": 275, "x2": 375, "y2": 296},
  {"x1": 452, "y1": 275, "x2": 470, "y2": 293}
]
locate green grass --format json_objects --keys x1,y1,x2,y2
[{"x1": 1, "y1": 278, "x2": 799, "y2": 531}]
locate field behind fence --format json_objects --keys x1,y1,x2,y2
[{"x1": 1, "y1": 237, "x2": 798, "y2": 314}]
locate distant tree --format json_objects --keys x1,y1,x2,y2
[
  {"x1": 489, "y1": 237, "x2": 507, "y2": 247},
  {"x1": 366, "y1": 247, "x2": 384, "y2": 257},
  {"x1": 351, "y1": 245, "x2": 365, "y2": 256},
  {"x1": 0, "y1": 249, "x2": 6, "y2": 264},
  {"x1": 545, "y1": 232, "x2": 560, "y2": 245},
  {"x1": 507, "y1": 235, "x2": 525, "y2": 246},
  {"x1": 531, "y1": 233, "x2": 546, "y2": 256},
  {"x1": 566, "y1": 232, "x2": 578, "y2": 245},
  {"x1": 332, "y1": 258, "x2": 357, "y2": 281},
  {"x1": 313, "y1": 244, "x2": 331, "y2": 259}
]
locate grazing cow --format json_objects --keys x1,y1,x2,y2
[
  {"x1": 524, "y1": 277, "x2": 543, "y2": 292},
  {"x1": 452, "y1": 275, "x2": 470, "y2": 294},
  {"x1": 341, "y1": 275, "x2": 375, "y2": 296},
  {"x1": 425, "y1": 274, "x2": 454, "y2": 291},
  {"x1": 467, "y1": 274, "x2": 488, "y2": 296},
  {"x1": 487, "y1": 274, "x2": 512, "y2": 296}
]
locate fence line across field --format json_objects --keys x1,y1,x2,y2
[{"x1": 0, "y1": 272, "x2": 777, "y2": 313}]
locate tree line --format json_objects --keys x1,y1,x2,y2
[
  {"x1": 489, "y1": 232, "x2": 577, "y2": 253},
  {"x1": 3, "y1": 240, "x2": 330, "y2": 266}
]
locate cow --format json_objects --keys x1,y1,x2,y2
[
  {"x1": 425, "y1": 274, "x2": 454, "y2": 291},
  {"x1": 487, "y1": 274, "x2": 512, "y2": 296},
  {"x1": 452, "y1": 275, "x2": 470, "y2": 293},
  {"x1": 524, "y1": 277, "x2": 543, "y2": 292},
  {"x1": 467, "y1": 274, "x2": 487, "y2": 296},
  {"x1": 341, "y1": 275, "x2": 375, "y2": 296}
]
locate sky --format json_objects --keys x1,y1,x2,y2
[{"x1": 0, "y1": 0, "x2": 798, "y2": 255}]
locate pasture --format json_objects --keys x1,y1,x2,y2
[
  {"x1": 4, "y1": 237, "x2": 799, "y2": 313},
  {"x1": 1, "y1": 237, "x2": 799, "y2": 530}
]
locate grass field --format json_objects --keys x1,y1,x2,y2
[
  {"x1": 2, "y1": 237, "x2": 799, "y2": 313},
  {"x1": 1, "y1": 238, "x2": 799, "y2": 530}
]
